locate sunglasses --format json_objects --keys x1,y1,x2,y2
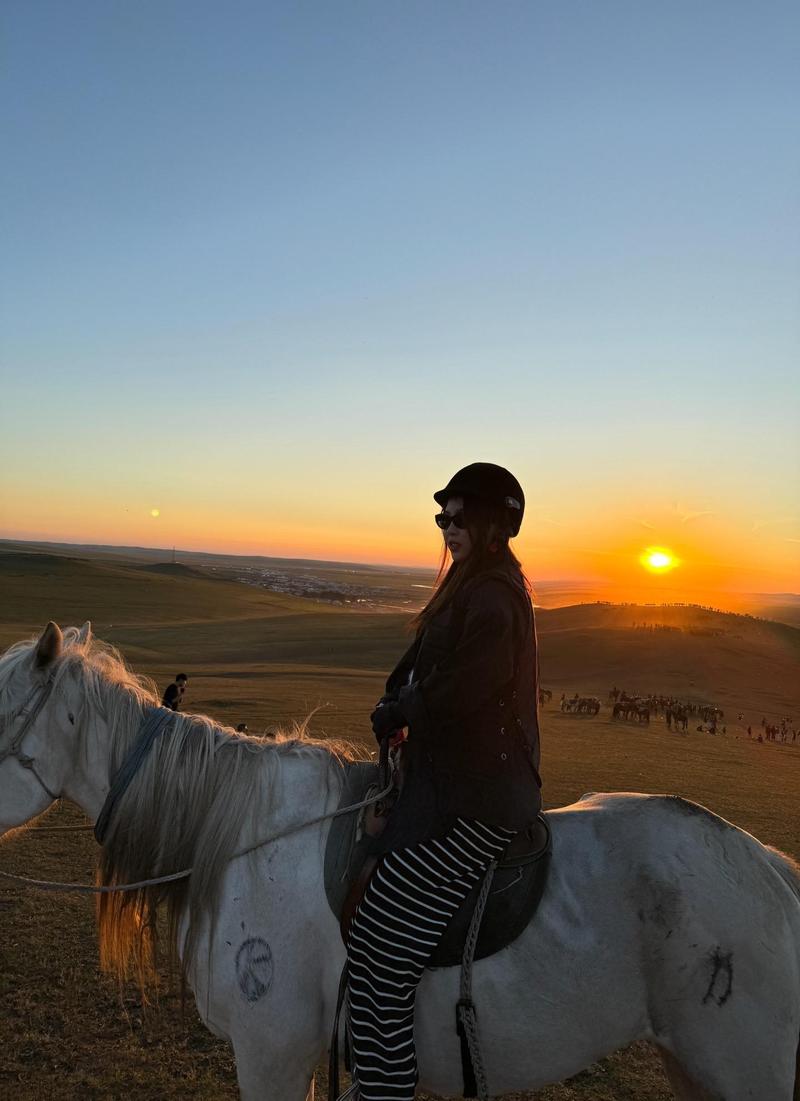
[{"x1": 434, "y1": 510, "x2": 467, "y2": 531}]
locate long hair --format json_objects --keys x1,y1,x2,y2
[{"x1": 412, "y1": 496, "x2": 532, "y2": 632}]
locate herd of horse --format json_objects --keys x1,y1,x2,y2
[
  {"x1": 560, "y1": 694, "x2": 602, "y2": 715},
  {"x1": 542, "y1": 687, "x2": 727, "y2": 729},
  {"x1": 611, "y1": 697, "x2": 651, "y2": 723}
]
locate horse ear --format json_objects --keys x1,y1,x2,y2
[
  {"x1": 35, "y1": 622, "x2": 63, "y2": 668},
  {"x1": 77, "y1": 621, "x2": 92, "y2": 646}
]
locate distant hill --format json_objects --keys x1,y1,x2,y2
[
  {"x1": 3, "y1": 538, "x2": 797, "y2": 624},
  {"x1": 0, "y1": 548, "x2": 318, "y2": 638},
  {"x1": 141, "y1": 562, "x2": 209, "y2": 579},
  {"x1": 531, "y1": 584, "x2": 800, "y2": 627},
  {"x1": 0, "y1": 538, "x2": 432, "y2": 576},
  {"x1": 1, "y1": 549, "x2": 797, "y2": 724},
  {"x1": 535, "y1": 601, "x2": 799, "y2": 720},
  {"x1": 739, "y1": 593, "x2": 800, "y2": 628}
]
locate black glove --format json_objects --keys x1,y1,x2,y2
[{"x1": 370, "y1": 699, "x2": 406, "y2": 742}]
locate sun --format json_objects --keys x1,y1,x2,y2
[
  {"x1": 150, "y1": 508, "x2": 160, "y2": 518},
  {"x1": 639, "y1": 546, "x2": 679, "y2": 573}
]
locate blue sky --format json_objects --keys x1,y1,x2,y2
[{"x1": 2, "y1": 1, "x2": 798, "y2": 586}]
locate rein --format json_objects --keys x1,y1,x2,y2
[
  {"x1": 0, "y1": 773, "x2": 393, "y2": 895},
  {"x1": 0, "y1": 681, "x2": 393, "y2": 895}
]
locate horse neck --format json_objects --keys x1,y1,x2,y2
[
  {"x1": 63, "y1": 670, "x2": 146, "y2": 822},
  {"x1": 248, "y1": 746, "x2": 344, "y2": 846}
]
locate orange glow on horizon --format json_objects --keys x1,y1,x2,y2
[{"x1": 2, "y1": 482, "x2": 798, "y2": 594}]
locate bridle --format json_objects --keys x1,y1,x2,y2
[{"x1": 0, "y1": 675, "x2": 62, "y2": 801}]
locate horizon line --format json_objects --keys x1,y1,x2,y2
[{"x1": 1, "y1": 536, "x2": 798, "y2": 600}]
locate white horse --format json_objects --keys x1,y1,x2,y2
[{"x1": 1, "y1": 622, "x2": 799, "y2": 1101}]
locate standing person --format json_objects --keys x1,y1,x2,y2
[
  {"x1": 346, "y1": 463, "x2": 542, "y2": 1101},
  {"x1": 161, "y1": 672, "x2": 188, "y2": 711}
]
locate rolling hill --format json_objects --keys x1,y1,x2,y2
[
  {"x1": 1, "y1": 549, "x2": 797, "y2": 730},
  {"x1": 1, "y1": 545, "x2": 798, "y2": 1101}
]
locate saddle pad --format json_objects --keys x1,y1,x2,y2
[
  {"x1": 428, "y1": 818, "x2": 551, "y2": 968},
  {"x1": 324, "y1": 763, "x2": 552, "y2": 967},
  {"x1": 323, "y1": 761, "x2": 379, "y2": 918}
]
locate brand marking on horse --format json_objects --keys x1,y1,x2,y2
[
  {"x1": 702, "y1": 947, "x2": 733, "y2": 1007},
  {"x1": 235, "y1": 937, "x2": 274, "y2": 1004}
]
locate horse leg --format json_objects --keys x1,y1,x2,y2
[
  {"x1": 655, "y1": 1024, "x2": 797, "y2": 1100},
  {"x1": 232, "y1": 1040, "x2": 316, "y2": 1101},
  {"x1": 658, "y1": 1048, "x2": 719, "y2": 1100}
]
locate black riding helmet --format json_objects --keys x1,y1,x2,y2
[{"x1": 434, "y1": 462, "x2": 525, "y2": 536}]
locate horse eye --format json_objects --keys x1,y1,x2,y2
[{"x1": 68, "y1": 712, "x2": 75, "y2": 725}]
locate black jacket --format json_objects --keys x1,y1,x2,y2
[{"x1": 373, "y1": 567, "x2": 542, "y2": 853}]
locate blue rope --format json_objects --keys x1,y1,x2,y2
[{"x1": 94, "y1": 707, "x2": 175, "y2": 844}]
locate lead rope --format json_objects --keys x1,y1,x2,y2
[{"x1": 456, "y1": 859, "x2": 498, "y2": 1101}]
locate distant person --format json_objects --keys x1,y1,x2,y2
[
  {"x1": 162, "y1": 673, "x2": 188, "y2": 711},
  {"x1": 747, "y1": 725, "x2": 752, "y2": 738}
]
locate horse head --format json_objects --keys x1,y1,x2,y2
[{"x1": 0, "y1": 620, "x2": 100, "y2": 834}]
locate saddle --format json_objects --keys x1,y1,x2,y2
[
  {"x1": 326, "y1": 759, "x2": 552, "y2": 1099},
  {"x1": 323, "y1": 760, "x2": 552, "y2": 968}
]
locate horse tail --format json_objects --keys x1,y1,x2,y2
[{"x1": 765, "y1": 848, "x2": 800, "y2": 1100}]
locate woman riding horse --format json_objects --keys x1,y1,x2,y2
[{"x1": 347, "y1": 462, "x2": 543, "y2": 1100}]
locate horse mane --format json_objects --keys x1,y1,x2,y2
[{"x1": 1, "y1": 629, "x2": 364, "y2": 988}]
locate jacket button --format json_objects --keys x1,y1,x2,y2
[
  {"x1": 499, "y1": 699, "x2": 505, "y2": 708},
  {"x1": 516, "y1": 718, "x2": 522, "y2": 726},
  {"x1": 500, "y1": 752, "x2": 508, "y2": 761},
  {"x1": 500, "y1": 727, "x2": 505, "y2": 735}
]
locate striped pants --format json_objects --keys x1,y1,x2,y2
[{"x1": 346, "y1": 818, "x2": 515, "y2": 1100}]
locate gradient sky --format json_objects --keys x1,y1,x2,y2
[{"x1": 2, "y1": 1, "x2": 798, "y2": 594}]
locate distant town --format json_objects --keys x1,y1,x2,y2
[{"x1": 215, "y1": 563, "x2": 419, "y2": 610}]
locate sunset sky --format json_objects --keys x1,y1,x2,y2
[{"x1": 2, "y1": 2, "x2": 798, "y2": 596}]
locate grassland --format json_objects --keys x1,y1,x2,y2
[{"x1": 1, "y1": 548, "x2": 798, "y2": 1099}]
